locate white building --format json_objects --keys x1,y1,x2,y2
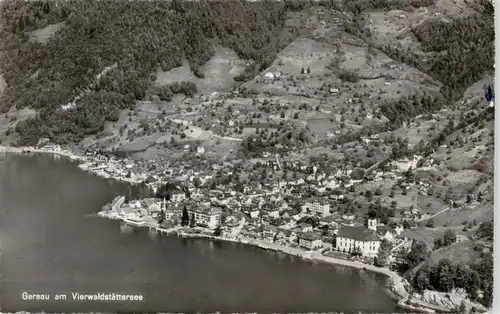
[
  {"x1": 165, "y1": 207, "x2": 176, "y2": 221},
  {"x1": 147, "y1": 201, "x2": 162, "y2": 213},
  {"x1": 246, "y1": 207, "x2": 260, "y2": 219},
  {"x1": 43, "y1": 143, "x2": 61, "y2": 152},
  {"x1": 302, "y1": 199, "x2": 330, "y2": 217},
  {"x1": 299, "y1": 232, "x2": 323, "y2": 250},
  {"x1": 262, "y1": 204, "x2": 280, "y2": 218},
  {"x1": 263, "y1": 72, "x2": 275, "y2": 82},
  {"x1": 171, "y1": 190, "x2": 186, "y2": 202},
  {"x1": 188, "y1": 206, "x2": 222, "y2": 229},
  {"x1": 336, "y1": 219, "x2": 381, "y2": 257}
]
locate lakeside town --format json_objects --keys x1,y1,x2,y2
[
  {"x1": 3, "y1": 137, "x2": 489, "y2": 314},
  {"x1": 0, "y1": 1, "x2": 494, "y2": 313}
]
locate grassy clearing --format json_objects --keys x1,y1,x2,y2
[
  {"x1": 0, "y1": 107, "x2": 37, "y2": 145},
  {"x1": 429, "y1": 240, "x2": 481, "y2": 265},
  {"x1": 28, "y1": 22, "x2": 66, "y2": 44},
  {"x1": 155, "y1": 46, "x2": 246, "y2": 94},
  {"x1": 0, "y1": 75, "x2": 6, "y2": 97},
  {"x1": 400, "y1": 227, "x2": 444, "y2": 249},
  {"x1": 431, "y1": 204, "x2": 492, "y2": 228},
  {"x1": 416, "y1": 195, "x2": 447, "y2": 214}
]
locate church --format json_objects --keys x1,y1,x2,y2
[{"x1": 335, "y1": 218, "x2": 381, "y2": 257}]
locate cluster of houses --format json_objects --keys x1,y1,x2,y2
[
  {"x1": 36, "y1": 138, "x2": 62, "y2": 152},
  {"x1": 61, "y1": 145, "x2": 431, "y2": 263},
  {"x1": 109, "y1": 181, "x2": 416, "y2": 260}
]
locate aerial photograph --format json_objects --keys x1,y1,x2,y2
[{"x1": 0, "y1": 0, "x2": 495, "y2": 313}]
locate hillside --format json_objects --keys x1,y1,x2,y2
[{"x1": 0, "y1": 0, "x2": 493, "y2": 149}]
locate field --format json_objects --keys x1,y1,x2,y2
[
  {"x1": 431, "y1": 204, "x2": 493, "y2": 228},
  {"x1": 400, "y1": 227, "x2": 444, "y2": 249},
  {"x1": 155, "y1": 46, "x2": 247, "y2": 95},
  {"x1": 429, "y1": 240, "x2": 481, "y2": 265},
  {"x1": 28, "y1": 22, "x2": 66, "y2": 44},
  {"x1": 0, "y1": 75, "x2": 6, "y2": 97},
  {"x1": 0, "y1": 107, "x2": 38, "y2": 145},
  {"x1": 416, "y1": 195, "x2": 447, "y2": 215}
]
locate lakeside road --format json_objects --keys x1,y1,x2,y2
[
  {"x1": 97, "y1": 205, "x2": 453, "y2": 313},
  {"x1": 0, "y1": 145, "x2": 84, "y2": 161},
  {"x1": 176, "y1": 232, "x2": 410, "y2": 300},
  {"x1": 0, "y1": 145, "x2": 143, "y2": 185},
  {"x1": 1, "y1": 145, "x2": 467, "y2": 313}
]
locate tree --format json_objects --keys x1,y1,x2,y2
[
  {"x1": 458, "y1": 301, "x2": 467, "y2": 313},
  {"x1": 351, "y1": 246, "x2": 362, "y2": 257},
  {"x1": 465, "y1": 269, "x2": 480, "y2": 299},
  {"x1": 181, "y1": 206, "x2": 190, "y2": 226},
  {"x1": 374, "y1": 239, "x2": 393, "y2": 267},
  {"x1": 155, "y1": 182, "x2": 176, "y2": 200},
  {"x1": 189, "y1": 213, "x2": 196, "y2": 228},
  {"x1": 453, "y1": 263, "x2": 470, "y2": 289},
  {"x1": 213, "y1": 225, "x2": 222, "y2": 236},
  {"x1": 184, "y1": 186, "x2": 191, "y2": 199},
  {"x1": 473, "y1": 253, "x2": 493, "y2": 306},
  {"x1": 351, "y1": 167, "x2": 365, "y2": 180},
  {"x1": 425, "y1": 219, "x2": 435, "y2": 228},
  {"x1": 435, "y1": 259, "x2": 455, "y2": 292},
  {"x1": 404, "y1": 166, "x2": 414, "y2": 178},
  {"x1": 466, "y1": 194, "x2": 472, "y2": 204},
  {"x1": 414, "y1": 264, "x2": 432, "y2": 292},
  {"x1": 193, "y1": 177, "x2": 202, "y2": 188},
  {"x1": 307, "y1": 66, "x2": 311, "y2": 73},
  {"x1": 405, "y1": 241, "x2": 429, "y2": 269},
  {"x1": 157, "y1": 209, "x2": 166, "y2": 224},
  {"x1": 442, "y1": 229, "x2": 457, "y2": 246},
  {"x1": 158, "y1": 85, "x2": 173, "y2": 101},
  {"x1": 476, "y1": 220, "x2": 493, "y2": 240},
  {"x1": 300, "y1": 67, "x2": 305, "y2": 74}
]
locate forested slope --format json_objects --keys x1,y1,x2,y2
[
  {"x1": 0, "y1": 0, "x2": 291, "y2": 144},
  {"x1": 0, "y1": 0, "x2": 494, "y2": 146}
]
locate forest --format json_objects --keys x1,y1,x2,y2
[
  {"x1": 384, "y1": 12, "x2": 494, "y2": 103},
  {"x1": 0, "y1": 0, "x2": 494, "y2": 146},
  {"x1": 0, "y1": 0, "x2": 290, "y2": 145}
]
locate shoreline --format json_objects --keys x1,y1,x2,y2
[
  {"x1": 0, "y1": 144, "x2": 457, "y2": 313},
  {"x1": 0, "y1": 145, "x2": 144, "y2": 185},
  {"x1": 97, "y1": 208, "x2": 422, "y2": 311}
]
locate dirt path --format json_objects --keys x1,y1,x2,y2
[{"x1": 416, "y1": 206, "x2": 450, "y2": 222}]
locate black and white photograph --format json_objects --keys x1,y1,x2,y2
[{"x1": 0, "y1": 0, "x2": 495, "y2": 312}]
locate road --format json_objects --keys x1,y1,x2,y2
[{"x1": 416, "y1": 207, "x2": 450, "y2": 223}]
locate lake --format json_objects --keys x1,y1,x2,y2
[{"x1": 0, "y1": 154, "x2": 402, "y2": 312}]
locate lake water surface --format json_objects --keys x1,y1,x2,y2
[{"x1": 0, "y1": 154, "x2": 402, "y2": 312}]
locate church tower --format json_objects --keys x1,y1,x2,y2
[{"x1": 368, "y1": 218, "x2": 377, "y2": 232}]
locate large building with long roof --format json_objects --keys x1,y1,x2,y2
[{"x1": 336, "y1": 218, "x2": 381, "y2": 257}]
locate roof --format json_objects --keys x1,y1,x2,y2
[
  {"x1": 262, "y1": 203, "x2": 279, "y2": 211},
  {"x1": 300, "y1": 232, "x2": 321, "y2": 241},
  {"x1": 319, "y1": 215, "x2": 337, "y2": 223},
  {"x1": 304, "y1": 198, "x2": 329, "y2": 206},
  {"x1": 190, "y1": 206, "x2": 222, "y2": 216},
  {"x1": 277, "y1": 228, "x2": 294, "y2": 236},
  {"x1": 337, "y1": 225, "x2": 380, "y2": 242},
  {"x1": 263, "y1": 225, "x2": 278, "y2": 232}
]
